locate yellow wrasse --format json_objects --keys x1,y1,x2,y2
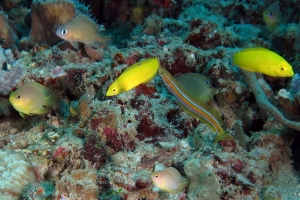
[
  {"x1": 56, "y1": 14, "x2": 111, "y2": 49},
  {"x1": 233, "y1": 47, "x2": 294, "y2": 77},
  {"x1": 151, "y1": 167, "x2": 189, "y2": 194},
  {"x1": 263, "y1": 1, "x2": 280, "y2": 30},
  {"x1": 9, "y1": 82, "x2": 56, "y2": 118},
  {"x1": 106, "y1": 58, "x2": 160, "y2": 96},
  {"x1": 159, "y1": 68, "x2": 232, "y2": 143},
  {"x1": 176, "y1": 73, "x2": 217, "y2": 102}
]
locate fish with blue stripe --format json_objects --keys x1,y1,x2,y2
[{"x1": 159, "y1": 68, "x2": 232, "y2": 143}]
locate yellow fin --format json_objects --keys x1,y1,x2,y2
[
  {"x1": 237, "y1": 47, "x2": 272, "y2": 53},
  {"x1": 214, "y1": 128, "x2": 233, "y2": 144}
]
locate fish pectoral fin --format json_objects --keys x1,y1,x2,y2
[
  {"x1": 69, "y1": 41, "x2": 79, "y2": 49},
  {"x1": 167, "y1": 188, "x2": 178, "y2": 194},
  {"x1": 26, "y1": 98, "x2": 48, "y2": 115},
  {"x1": 19, "y1": 112, "x2": 26, "y2": 118},
  {"x1": 33, "y1": 107, "x2": 48, "y2": 115},
  {"x1": 99, "y1": 36, "x2": 112, "y2": 49}
]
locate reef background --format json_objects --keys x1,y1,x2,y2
[{"x1": 1, "y1": 0, "x2": 300, "y2": 199}]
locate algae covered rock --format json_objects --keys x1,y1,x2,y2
[{"x1": 184, "y1": 158, "x2": 221, "y2": 200}]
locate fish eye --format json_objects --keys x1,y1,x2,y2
[
  {"x1": 16, "y1": 95, "x2": 21, "y2": 100},
  {"x1": 281, "y1": 67, "x2": 284, "y2": 71},
  {"x1": 112, "y1": 88, "x2": 116, "y2": 92},
  {"x1": 155, "y1": 175, "x2": 159, "y2": 178},
  {"x1": 269, "y1": 12, "x2": 273, "y2": 16},
  {"x1": 205, "y1": 81, "x2": 209, "y2": 84},
  {"x1": 61, "y1": 29, "x2": 67, "y2": 35}
]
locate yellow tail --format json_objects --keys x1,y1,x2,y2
[{"x1": 214, "y1": 128, "x2": 233, "y2": 144}]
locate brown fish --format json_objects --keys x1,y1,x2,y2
[{"x1": 56, "y1": 14, "x2": 111, "y2": 49}]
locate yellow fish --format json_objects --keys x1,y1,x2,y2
[
  {"x1": 106, "y1": 58, "x2": 160, "y2": 96},
  {"x1": 176, "y1": 73, "x2": 217, "y2": 102},
  {"x1": 233, "y1": 47, "x2": 294, "y2": 77},
  {"x1": 263, "y1": 1, "x2": 280, "y2": 30},
  {"x1": 9, "y1": 82, "x2": 56, "y2": 118},
  {"x1": 56, "y1": 14, "x2": 111, "y2": 49},
  {"x1": 151, "y1": 167, "x2": 189, "y2": 194}
]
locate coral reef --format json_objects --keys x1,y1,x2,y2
[
  {"x1": 0, "y1": 11, "x2": 18, "y2": 49},
  {"x1": 242, "y1": 70, "x2": 300, "y2": 131},
  {"x1": 29, "y1": 0, "x2": 76, "y2": 46},
  {"x1": 0, "y1": 47, "x2": 25, "y2": 96},
  {"x1": 0, "y1": 0, "x2": 300, "y2": 199},
  {"x1": 0, "y1": 150, "x2": 36, "y2": 200},
  {"x1": 55, "y1": 168, "x2": 98, "y2": 199}
]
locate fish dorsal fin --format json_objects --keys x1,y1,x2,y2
[
  {"x1": 239, "y1": 47, "x2": 271, "y2": 53},
  {"x1": 122, "y1": 58, "x2": 159, "y2": 74},
  {"x1": 74, "y1": 14, "x2": 99, "y2": 31}
]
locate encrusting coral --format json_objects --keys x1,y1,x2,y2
[
  {"x1": 0, "y1": 150, "x2": 36, "y2": 200},
  {"x1": 84, "y1": 45, "x2": 105, "y2": 61},
  {"x1": 55, "y1": 168, "x2": 98, "y2": 199},
  {"x1": 0, "y1": 11, "x2": 18, "y2": 49},
  {"x1": 29, "y1": 0, "x2": 76, "y2": 46},
  {"x1": 0, "y1": 47, "x2": 25, "y2": 96},
  {"x1": 242, "y1": 70, "x2": 300, "y2": 131}
]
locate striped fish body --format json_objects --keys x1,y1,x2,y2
[{"x1": 159, "y1": 68, "x2": 232, "y2": 143}]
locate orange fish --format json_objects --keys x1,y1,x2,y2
[{"x1": 56, "y1": 14, "x2": 111, "y2": 49}]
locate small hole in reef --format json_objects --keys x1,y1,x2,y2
[
  {"x1": 291, "y1": 131, "x2": 300, "y2": 171},
  {"x1": 247, "y1": 118, "x2": 264, "y2": 135}
]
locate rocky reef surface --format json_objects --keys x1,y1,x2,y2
[{"x1": 1, "y1": 0, "x2": 300, "y2": 199}]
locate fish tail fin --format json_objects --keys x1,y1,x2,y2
[
  {"x1": 47, "y1": 92, "x2": 58, "y2": 108},
  {"x1": 213, "y1": 128, "x2": 233, "y2": 144},
  {"x1": 99, "y1": 36, "x2": 112, "y2": 50}
]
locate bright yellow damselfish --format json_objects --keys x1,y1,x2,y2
[
  {"x1": 159, "y1": 68, "x2": 232, "y2": 143},
  {"x1": 9, "y1": 82, "x2": 57, "y2": 118},
  {"x1": 106, "y1": 58, "x2": 160, "y2": 96},
  {"x1": 233, "y1": 47, "x2": 294, "y2": 77},
  {"x1": 151, "y1": 167, "x2": 189, "y2": 194}
]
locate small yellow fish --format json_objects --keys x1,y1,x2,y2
[
  {"x1": 106, "y1": 58, "x2": 160, "y2": 96},
  {"x1": 176, "y1": 73, "x2": 217, "y2": 102},
  {"x1": 151, "y1": 167, "x2": 189, "y2": 194},
  {"x1": 56, "y1": 14, "x2": 111, "y2": 49},
  {"x1": 233, "y1": 47, "x2": 294, "y2": 77},
  {"x1": 263, "y1": 1, "x2": 280, "y2": 30},
  {"x1": 9, "y1": 82, "x2": 56, "y2": 118}
]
